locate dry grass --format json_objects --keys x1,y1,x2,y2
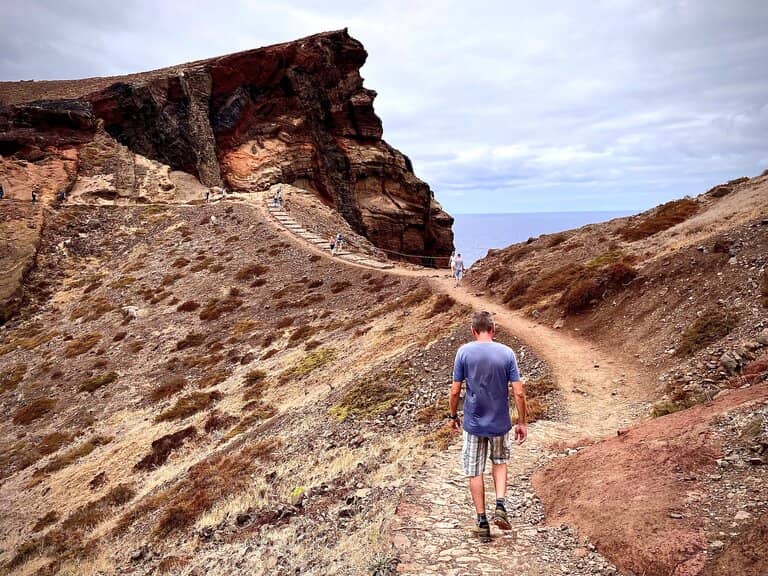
[
  {"x1": 618, "y1": 198, "x2": 698, "y2": 241},
  {"x1": 0, "y1": 363, "x2": 27, "y2": 392},
  {"x1": 0, "y1": 330, "x2": 57, "y2": 355},
  {"x1": 13, "y1": 397, "x2": 56, "y2": 425},
  {"x1": 69, "y1": 298, "x2": 114, "y2": 322},
  {"x1": 372, "y1": 287, "x2": 432, "y2": 317},
  {"x1": 78, "y1": 371, "x2": 117, "y2": 393},
  {"x1": 423, "y1": 424, "x2": 455, "y2": 451},
  {"x1": 677, "y1": 311, "x2": 739, "y2": 355},
  {"x1": 135, "y1": 426, "x2": 197, "y2": 471},
  {"x1": 330, "y1": 280, "x2": 352, "y2": 293},
  {"x1": 203, "y1": 410, "x2": 238, "y2": 433},
  {"x1": 175, "y1": 332, "x2": 206, "y2": 351},
  {"x1": 199, "y1": 296, "x2": 243, "y2": 321},
  {"x1": 155, "y1": 391, "x2": 223, "y2": 422},
  {"x1": 153, "y1": 439, "x2": 281, "y2": 536},
  {"x1": 172, "y1": 257, "x2": 190, "y2": 268},
  {"x1": 158, "y1": 556, "x2": 189, "y2": 574},
  {"x1": 288, "y1": 324, "x2": 321, "y2": 345},
  {"x1": 761, "y1": 273, "x2": 768, "y2": 308},
  {"x1": 64, "y1": 333, "x2": 102, "y2": 358},
  {"x1": 416, "y1": 403, "x2": 445, "y2": 424},
  {"x1": 61, "y1": 483, "x2": 136, "y2": 531},
  {"x1": 148, "y1": 376, "x2": 188, "y2": 401},
  {"x1": 429, "y1": 294, "x2": 455, "y2": 315},
  {"x1": 177, "y1": 300, "x2": 200, "y2": 312},
  {"x1": 35, "y1": 436, "x2": 113, "y2": 476},
  {"x1": 38, "y1": 432, "x2": 75, "y2": 455},
  {"x1": 32, "y1": 510, "x2": 60, "y2": 532},
  {"x1": 235, "y1": 263, "x2": 269, "y2": 281},
  {"x1": 560, "y1": 279, "x2": 602, "y2": 314},
  {"x1": 242, "y1": 401, "x2": 278, "y2": 419},
  {"x1": 197, "y1": 368, "x2": 230, "y2": 389}
]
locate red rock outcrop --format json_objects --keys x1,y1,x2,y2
[{"x1": 0, "y1": 29, "x2": 453, "y2": 262}]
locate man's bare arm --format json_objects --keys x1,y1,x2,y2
[
  {"x1": 449, "y1": 381, "x2": 462, "y2": 431},
  {"x1": 511, "y1": 379, "x2": 528, "y2": 443}
]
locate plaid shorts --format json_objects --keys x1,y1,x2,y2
[{"x1": 461, "y1": 431, "x2": 510, "y2": 477}]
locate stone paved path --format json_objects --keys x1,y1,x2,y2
[{"x1": 266, "y1": 203, "x2": 394, "y2": 270}]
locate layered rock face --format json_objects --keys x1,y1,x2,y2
[{"x1": 0, "y1": 29, "x2": 453, "y2": 261}]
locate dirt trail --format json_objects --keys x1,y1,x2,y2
[{"x1": 255, "y1": 194, "x2": 655, "y2": 574}]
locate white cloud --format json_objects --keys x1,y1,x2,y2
[{"x1": 1, "y1": 0, "x2": 767, "y2": 213}]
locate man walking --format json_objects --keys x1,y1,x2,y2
[
  {"x1": 449, "y1": 311, "x2": 527, "y2": 538},
  {"x1": 453, "y1": 253, "x2": 465, "y2": 287}
]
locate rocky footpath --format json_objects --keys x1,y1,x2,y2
[{"x1": 0, "y1": 29, "x2": 453, "y2": 262}]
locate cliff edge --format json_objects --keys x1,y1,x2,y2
[{"x1": 0, "y1": 29, "x2": 453, "y2": 262}]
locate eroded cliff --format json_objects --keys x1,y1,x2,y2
[{"x1": 0, "y1": 29, "x2": 453, "y2": 261}]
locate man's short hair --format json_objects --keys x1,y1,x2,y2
[{"x1": 471, "y1": 311, "x2": 494, "y2": 334}]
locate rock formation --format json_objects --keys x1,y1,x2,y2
[{"x1": 0, "y1": 29, "x2": 453, "y2": 262}]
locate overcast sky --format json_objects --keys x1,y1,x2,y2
[{"x1": 2, "y1": 0, "x2": 767, "y2": 213}]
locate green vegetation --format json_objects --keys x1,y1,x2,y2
[
  {"x1": 330, "y1": 368, "x2": 411, "y2": 420},
  {"x1": 281, "y1": 347, "x2": 337, "y2": 382}
]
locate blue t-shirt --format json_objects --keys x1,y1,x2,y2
[{"x1": 453, "y1": 341, "x2": 520, "y2": 436}]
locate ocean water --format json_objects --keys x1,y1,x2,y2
[{"x1": 453, "y1": 211, "x2": 635, "y2": 268}]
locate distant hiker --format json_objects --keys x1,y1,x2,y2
[
  {"x1": 272, "y1": 186, "x2": 283, "y2": 208},
  {"x1": 449, "y1": 251, "x2": 457, "y2": 277},
  {"x1": 56, "y1": 189, "x2": 66, "y2": 202},
  {"x1": 453, "y1": 253, "x2": 465, "y2": 287},
  {"x1": 31, "y1": 189, "x2": 38, "y2": 203},
  {"x1": 205, "y1": 189, "x2": 211, "y2": 203},
  {"x1": 449, "y1": 311, "x2": 527, "y2": 538},
  {"x1": 329, "y1": 236, "x2": 336, "y2": 252},
  {"x1": 332, "y1": 232, "x2": 344, "y2": 255},
  {"x1": 0, "y1": 183, "x2": 4, "y2": 200}
]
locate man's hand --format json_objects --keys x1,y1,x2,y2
[
  {"x1": 514, "y1": 424, "x2": 527, "y2": 444},
  {"x1": 450, "y1": 416, "x2": 462, "y2": 433}
]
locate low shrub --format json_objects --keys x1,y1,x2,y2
[
  {"x1": 331, "y1": 368, "x2": 410, "y2": 419},
  {"x1": 330, "y1": 281, "x2": 351, "y2": 294},
  {"x1": 148, "y1": 376, "x2": 187, "y2": 401},
  {"x1": 38, "y1": 432, "x2": 75, "y2": 455},
  {"x1": 13, "y1": 398, "x2": 56, "y2": 425},
  {"x1": 276, "y1": 316, "x2": 295, "y2": 329},
  {"x1": 199, "y1": 297, "x2": 243, "y2": 321},
  {"x1": 197, "y1": 368, "x2": 229, "y2": 389},
  {"x1": 32, "y1": 510, "x2": 60, "y2": 532},
  {"x1": 288, "y1": 324, "x2": 320, "y2": 345},
  {"x1": 502, "y1": 278, "x2": 531, "y2": 305},
  {"x1": 153, "y1": 439, "x2": 281, "y2": 535},
  {"x1": 61, "y1": 483, "x2": 136, "y2": 531},
  {"x1": 307, "y1": 279, "x2": 323, "y2": 289},
  {"x1": 0, "y1": 363, "x2": 27, "y2": 392},
  {"x1": 242, "y1": 401, "x2": 277, "y2": 419},
  {"x1": 177, "y1": 300, "x2": 200, "y2": 312},
  {"x1": 429, "y1": 294, "x2": 455, "y2": 315},
  {"x1": 78, "y1": 371, "x2": 118, "y2": 393},
  {"x1": 64, "y1": 333, "x2": 102, "y2": 357},
  {"x1": 134, "y1": 427, "x2": 197, "y2": 471},
  {"x1": 244, "y1": 369, "x2": 267, "y2": 385},
  {"x1": 560, "y1": 279, "x2": 602, "y2": 314},
  {"x1": 172, "y1": 257, "x2": 190, "y2": 268},
  {"x1": 677, "y1": 311, "x2": 739, "y2": 356},
  {"x1": 175, "y1": 332, "x2": 206, "y2": 351},
  {"x1": 235, "y1": 264, "x2": 269, "y2": 281},
  {"x1": 619, "y1": 198, "x2": 698, "y2": 241},
  {"x1": 761, "y1": 273, "x2": 768, "y2": 308},
  {"x1": 203, "y1": 411, "x2": 237, "y2": 433},
  {"x1": 70, "y1": 299, "x2": 114, "y2": 322},
  {"x1": 155, "y1": 391, "x2": 223, "y2": 422},
  {"x1": 36, "y1": 436, "x2": 112, "y2": 476}
]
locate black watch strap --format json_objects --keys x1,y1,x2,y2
[{"x1": 448, "y1": 413, "x2": 458, "y2": 420}]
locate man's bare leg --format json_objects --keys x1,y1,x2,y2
[
  {"x1": 491, "y1": 462, "x2": 507, "y2": 499},
  {"x1": 468, "y1": 475, "x2": 485, "y2": 514}
]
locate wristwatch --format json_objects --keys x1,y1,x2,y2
[{"x1": 448, "y1": 413, "x2": 458, "y2": 420}]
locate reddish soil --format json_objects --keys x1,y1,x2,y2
[{"x1": 533, "y1": 382, "x2": 768, "y2": 576}]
